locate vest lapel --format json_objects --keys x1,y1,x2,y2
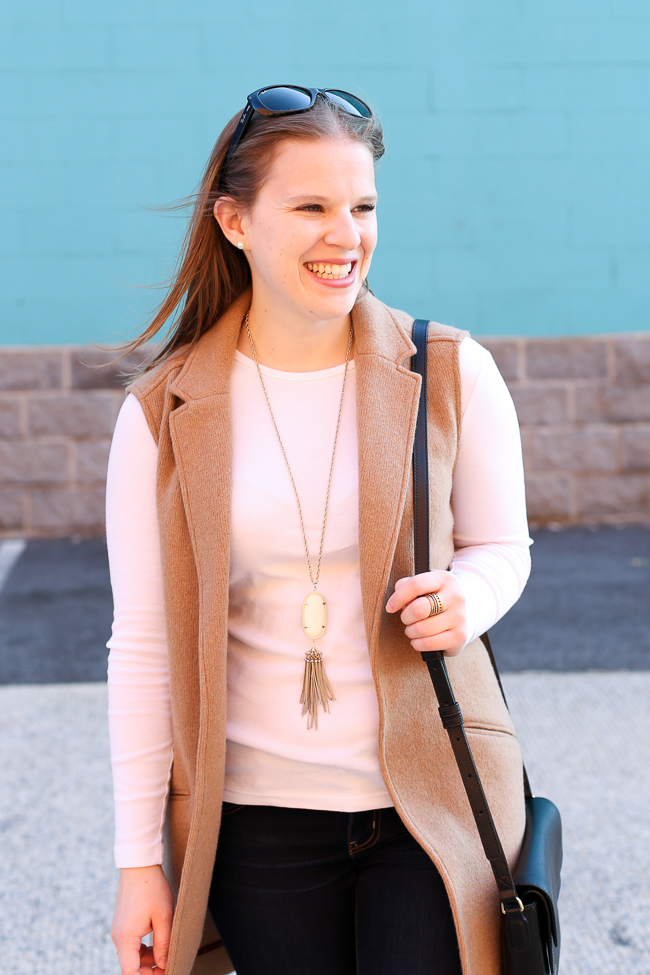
[
  {"x1": 352, "y1": 295, "x2": 420, "y2": 652},
  {"x1": 167, "y1": 293, "x2": 250, "y2": 647}
]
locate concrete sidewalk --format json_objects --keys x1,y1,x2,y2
[
  {"x1": 1, "y1": 528, "x2": 649, "y2": 973},
  {"x1": 0, "y1": 674, "x2": 648, "y2": 975}
]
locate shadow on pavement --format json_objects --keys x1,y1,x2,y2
[
  {"x1": 491, "y1": 525, "x2": 650, "y2": 671},
  {"x1": 0, "y1": 538, "x2": 112, "y2": 683},
  {"x1": 1, "y1": 526, "x2": 649, "y2": 683}
]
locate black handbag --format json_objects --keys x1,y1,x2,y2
[{"x1": 411, "y1": 319, "x2": 563, "y2": 975}]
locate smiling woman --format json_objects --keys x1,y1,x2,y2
[
  {"x1": 115, "y1": 87, "x2": 384, "y2": 374},
  {"x1": 106, "y1": 88, "x2": 532, "y2": 975},
  {"x1": 215, "y1": 136, "x2": 378, "y2": 371}
]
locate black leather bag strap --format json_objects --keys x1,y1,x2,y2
[
  {"x1": 412, "y1": 319, "x2": 430, "y2": 576},
  {"x1": 411, "y1": 319, "x2": 519, "y2": 904}
]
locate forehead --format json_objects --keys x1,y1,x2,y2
[{"x1": 262, "y1": 137, "x2": 376, "y2": 197}]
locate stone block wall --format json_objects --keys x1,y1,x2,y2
[
  {"x1": 0, "y1": 347, "x2": 146, "y2": 538},
  {"x1": 480, "y1": 334, "x2": 650, "y2": 526},
  {"x1": 1, "y1": 335, "x2": 650, "y2": 537}
]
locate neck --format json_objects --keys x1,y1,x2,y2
[{"x1": 237, "y1": 295, "x2": 353, "y2": 372}]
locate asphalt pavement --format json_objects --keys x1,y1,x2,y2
[
  {"x1": 1, "y1": 525, "x2": 649, "y2": 683},
  {"x1": 0, "y1": 537, "x2": 113, "y2": 683},
  {"x1": 491, "y1": 525, "x2": 650, "y2": 670}
]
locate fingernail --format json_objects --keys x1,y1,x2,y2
[{"x1": 386, "y1": 599, "x2": 393, "y2": 611}]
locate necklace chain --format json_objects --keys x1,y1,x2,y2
[{"x1": 244, "y1": 312, "x2": 353, "y2": 591}]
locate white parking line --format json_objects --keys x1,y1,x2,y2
[{"x1": 0, "y1": 539, "x2": 26, "y2": 592}]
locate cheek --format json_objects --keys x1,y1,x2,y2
[
  {"x1": 255, "y1": 221, "x2": 312, "y2": 265},
  {"x1": 249, "y1": 224, "x2": 294, "y2": 279},
  {"x1": 360, "y1": 227, "x2": 377, "y2": 276},
  {"x1": 360, "y1": 219, "x2": 378, "y2": 259}
]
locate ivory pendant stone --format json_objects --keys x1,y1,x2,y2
[{"x1": 302, "y1": 591, "x2": 327, "y2": 641}]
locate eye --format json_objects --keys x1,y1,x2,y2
[
  {"x1": 354, "y1": 203, "x2": 376, "y2": 213},
  {"x1": 296, "y1": 204, "x2": 324, "y2": 212}
]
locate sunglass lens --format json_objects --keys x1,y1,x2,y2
[
  {"x1": 324, "y1": 90, "x2": 372, "y2": 118},
  {"x1": 256, "y1": 86, "x2": 314, "y2": 112}
]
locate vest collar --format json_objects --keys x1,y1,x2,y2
[{"x1": 169, "y1": 288, "x2": 417, "y2": 402}]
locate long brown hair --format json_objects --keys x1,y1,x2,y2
[{"x1": 123, "y1": 96, "x2": 384, "y2": 372}]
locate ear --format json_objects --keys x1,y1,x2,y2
[{"x1": 214, "y1": 198, "x2": 247, "y2": 250}]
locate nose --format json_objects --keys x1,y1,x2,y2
[{"x1": 322, "y1": 207, "x2": 361, "y2": 251}]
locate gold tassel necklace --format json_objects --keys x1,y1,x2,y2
[{"x1": 244, "y1": 312, "x2": 353, "y2": 729}]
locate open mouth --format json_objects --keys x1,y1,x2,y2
[{"x1": 305, "y1": 260, "x2": 355, "y2": 281}]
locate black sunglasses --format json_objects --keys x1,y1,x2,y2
[{"x1": 219, "y1": 86, "x2": 373, "y2": 190}]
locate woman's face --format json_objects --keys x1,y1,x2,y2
[{"x1": 221, "y1": 136, "x2": 378, "y2": 324}]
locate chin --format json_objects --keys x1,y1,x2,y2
[{"x1": 304, "y1": 289, "x2": 360, "y2": 322}]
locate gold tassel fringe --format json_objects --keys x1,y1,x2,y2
[{"x1": 300, "y1": 647, "x2": 335, "y2": 730}]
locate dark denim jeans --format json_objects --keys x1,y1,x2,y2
[{"x1": 208, "y1": 802, "x2": 462, "y2": 975}]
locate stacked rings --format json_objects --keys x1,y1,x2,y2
[{"x1": 426, "y1": 593, "x2": 444, "y2": 617}]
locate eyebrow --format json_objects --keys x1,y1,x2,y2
[{"x1": 285, "y1": 194, "x2": 379, "y2": 204}]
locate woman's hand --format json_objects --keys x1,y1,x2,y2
[
  {"x1": 386, "y1": 570, "x2": 467, "y2": 657},
  {"x1": 112, "y1": 865, "x2": 174, "y2": 975}
]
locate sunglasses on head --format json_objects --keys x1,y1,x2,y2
[{"x1": 218, "y1": 86, "x2": 373, "y2": 190}]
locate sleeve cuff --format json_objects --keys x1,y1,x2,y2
[{"x1": 114, "y1": 843, "x2": 165, "y2": 869}]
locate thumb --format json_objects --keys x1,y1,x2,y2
[{"x1": 152, "y1": 915, "x2": 172, "y2": 969}]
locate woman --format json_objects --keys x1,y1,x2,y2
[{"x1": 107, "y1": 87, "x2": 531, "y2": 975}]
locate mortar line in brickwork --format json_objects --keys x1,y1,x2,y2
[
  {"x1": 517, "y1": 339, "x2": 527, "y2": 382},
  {"x1": 67, "y1": 440, "x2": 76, "y2": 485},
  {"x1": 616, "y1": 425, "x2": 625, "y2": 474},
  {"x1": 521, "y1": 378, "x2": 597, "y2": 388},
  {"x1": 69, "y1": 440, "x2": 79, "y2": 486},
  {"x1": 523, "y1": 377, "x2": 610, "y2": 388},
  {"x1": 20, "y1": 393, "x2": 29, "y2": 439},
  {"x1": 566, "y1": 384, "x2": 577, "y2": 424},
  {"x1": 606, "y1": 339, "x2": 616, "y2": 384},
  {"x1": 569, "y1": 474, "x2": 579, "y2": 522},
  {"x1": 23, "y1": 488, "x2": 32, "y2": 535},
  {"x1": 62, "y1": 348, "x2": 71, "y2": 392}
]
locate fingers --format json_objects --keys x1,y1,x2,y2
[
  {"x1": 114, "y1": 937, "x2": 167, "y2": 975},
  {"x1": 113, "y1": 932, "x2": 147, "y2": 975},
  {"x1": 386, "y1": 571, "x2": 448, "y2": 614},
  {"x1": 112, "y1": 865, "x2": 174, "y2": 975},
  {"x1": 399, "y1": 593, "x2": 442, "y2": 627},
  {"x1": 386, "y1": 571, "x2": 467, "y2": 657},
  {"x1": 403, "y1": 607, "x2": 466, "y2": 655},
  {"x1": 138, "y1": 943, "x2": 157, "y2": 975}
]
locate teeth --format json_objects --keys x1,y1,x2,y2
[{"x1": 306, "y1": 261, "x2": 353, "y2": 279}]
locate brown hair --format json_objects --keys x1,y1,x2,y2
[{"x1": 122, "y1": 96, "x2": 384, "y2": 372}]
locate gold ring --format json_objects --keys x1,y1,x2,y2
[{"x1": 426, "y1": 593, "x2": 443, "y2": 617}]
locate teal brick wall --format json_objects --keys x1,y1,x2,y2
[{"x1": 1, "y1": 0, "x2": 650, "y2": 345}]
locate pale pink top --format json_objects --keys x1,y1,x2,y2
[{"x1": 106, "y1": 337, "x2": 531, "y2": 868}]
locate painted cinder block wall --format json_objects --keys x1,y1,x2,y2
[{"x1": 1, "y1": 0, "x2": 650, "y2": 345}]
